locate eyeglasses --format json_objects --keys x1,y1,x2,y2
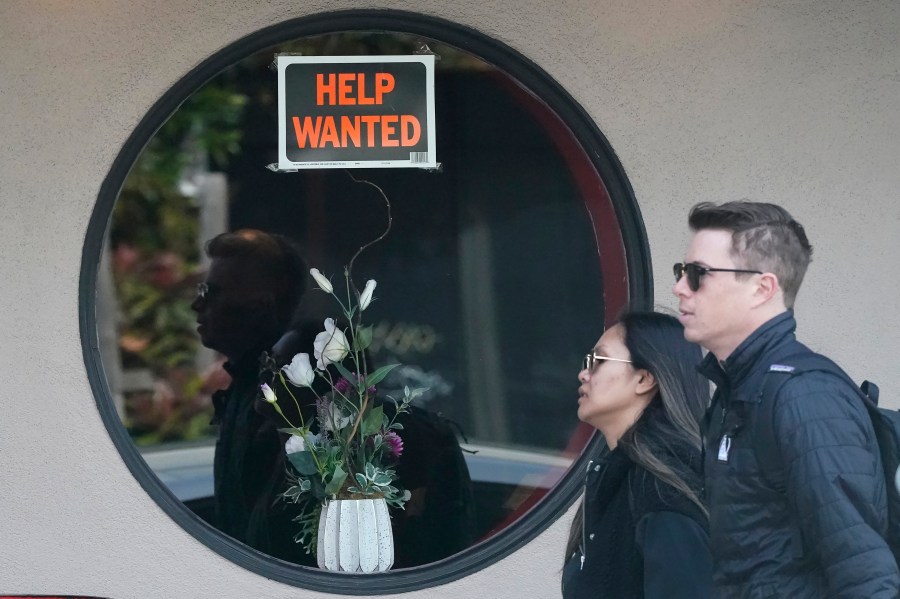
[
  {"x1": 196, "y1": 282, "x2": 211, "y2": 301},
  {"x1": 582, "y1": 352, "x2": 632, "y2": 372},
  {"x1": 673, "y1": 262, "x2": 762, "y2": 292}
]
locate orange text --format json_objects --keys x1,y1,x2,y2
[
  {"x1": 316, "y1": 72, "x2": 396, "y2": 106},
  {"x1": 292, "y1": 115, "x2": 421, "y2": 149}
]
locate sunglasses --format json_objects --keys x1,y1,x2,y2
[
  {"x1": 673, "y1": 262, "x2": 762, "y2": 292},
  {"x1": 582, "y1": 352, "x2": 632, "y2": 372},
  {"x1": 196, "y1": 282, "x2": 214, "y2": 301}
]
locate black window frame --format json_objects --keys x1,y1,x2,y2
[{"x1": 79, "y1": 9, "x2": 652, "y2": 594}]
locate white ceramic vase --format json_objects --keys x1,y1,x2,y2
[{"x1": 316, "y1": 497, "x2": 394, "y2": 573}]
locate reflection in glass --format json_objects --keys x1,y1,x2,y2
[{"x1": 99, "y1": 30, "x2": 624, "y2": 567}]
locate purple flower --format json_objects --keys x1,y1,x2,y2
[
  {"x1": 384, "y1": 431, "x2": 404, "y2": 458},
  {"x1": 335, "y1": 373, "x2": 377, "y2": 396},
  {"x1": 334, "y1": 377, "x2": 352, "y2": 394}
]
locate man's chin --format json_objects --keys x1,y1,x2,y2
[
  {"x1": 681, "y1": 325, "x2": 703, "y2": 344},
  {"x1": 196, "y1": 332, "x2": 222, "y2": 353}
]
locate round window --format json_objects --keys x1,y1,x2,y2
[{"x1": 80, "y1": 9, "x2": 650, "y2": 593}]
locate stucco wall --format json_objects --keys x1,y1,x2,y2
[{"x1": 1, "y1": 1, "x2": 898, "y2": 597}]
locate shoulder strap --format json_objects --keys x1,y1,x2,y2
[{"x1": 755, "y1": 353, "x2": 860, "y2": 490}]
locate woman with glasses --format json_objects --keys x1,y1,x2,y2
[{"x1": 562, "y1": 311, "x2": 711, "y2": 599}]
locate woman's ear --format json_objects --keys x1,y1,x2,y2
[{"x1": 635, "y1": 369, "x2": 657, "y2": 396}]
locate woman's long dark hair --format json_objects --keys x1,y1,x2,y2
[{"x1": 564, "y1": 311, "x2": 709, "y2": 561}]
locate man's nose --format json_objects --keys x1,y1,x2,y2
[
  {"x1": 672, "y1": 274, "x2": 690, "y2": 298},
  {"x1": 190, "y1": 294, "x2": 204, "y2": 313}
]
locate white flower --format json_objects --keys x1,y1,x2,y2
[
  {"x1": 260, "y1": 383, "x2": 277, "y2": 404},
  {"x1": 285, "y1": 434, "x2": 307, "y2": 454},
  {"x1": 321, "y1": 402, "x2": 351, "y2": 432},
  {"x1": 313, "y1": 318, "x2": 350, "y2": 369},
  {"x1": 283, "y1": 352, "x2": 315, "y2": 387},
  {"x1": 359, "y1": 279, "x2": 377, "y2": 311},
  {"x1": 285, "y1": 432, "x2": 319, "y2": 454},
  {"x1": 309, "y1": 268, "x2": 333, "y2": 294}
]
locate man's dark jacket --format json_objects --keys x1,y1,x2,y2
[
  {"x1": 699, "y1": 311, "x2": 899, "y2": 598},
  {"x1": 212, "y1": 355, "x2": 298, "y2": 558}
]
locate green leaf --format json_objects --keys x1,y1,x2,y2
[
  {"x1": 278, "y1": 427, "x2": 307, "y2": 437},
  {"x1": 354, "y1": 325, "x2": 373, "y2": 352},
  {"x1": 355, "y1": 473, "x2": 368, "y2": 488},
  {"x1": 366, "y1": 364, "x2": 400, "y2": 387},
  {"x1": 310, "y1": 477, "x2": 326, "y2": 501},
  {"x1": 333, "y1": 361, "x2": 354, "y2": 383},
  {"x1": 361, "y1": 405, "x2": 384, "y2": 437},
  {"x1": 324, "y1": 464, "x2": 347, "y2": 496},
  {"x1": 287, "y1": 451, "x2": 319, "y2": 476},
  {"x1": 373, "y1": 474, "x2": 392, "y2": 486}
]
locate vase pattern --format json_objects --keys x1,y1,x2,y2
[{"x1": 317, "y1": 497, "x2": 394, "y2": 572}]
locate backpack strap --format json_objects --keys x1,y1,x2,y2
[{"x1": 755, "y1": 353, "x2": 861, "y2": 490}]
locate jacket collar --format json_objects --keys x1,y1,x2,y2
[
  {"x1": 697, "y1": 310, "x2": 797, "y2": 403},
  {"x1": 588, "y1": 446, "x2": 632, "y2": 503},
  {"x1": 213, "y1": 344, "x2": 271, "y2": 423}
]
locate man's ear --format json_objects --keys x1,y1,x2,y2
[
  {"x1": 635, "y1": 370, "x2": 657, "y2": 396},
  {"x1": 245, "y1": 292, "x2": 280, "y2": 330},
  {"x1": 247, "y1": 290, "x2": 277, "y2": 311},
  {"x1": 753, "y1": 272, "x2": 780, "y2": 306}
]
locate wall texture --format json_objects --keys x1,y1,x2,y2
[{"x1": 1, "y1": 1, "x2": 898, "y2": 597}]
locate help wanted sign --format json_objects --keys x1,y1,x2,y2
[{"x1": 277, "y1": 55, "x2": 436, "y2": 169}]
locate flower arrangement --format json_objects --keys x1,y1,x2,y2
[{"x1": 261, "y1": 266, "x2": 421, "y2": 556}]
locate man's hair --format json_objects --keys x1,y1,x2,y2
[
  {"x1": 688, "y1": 201, "x2": 813, "y2": 307},
  {"x1": 205, "y1": 229, "x2": 307, "y2": 327}
]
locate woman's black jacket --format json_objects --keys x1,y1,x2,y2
[{"x1": 562, "y1": 443, "x2": 711, "y2": 599}]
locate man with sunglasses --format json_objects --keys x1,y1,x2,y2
[{"x1": 673, "y1": 201, "x2": 898, "y2": 598}]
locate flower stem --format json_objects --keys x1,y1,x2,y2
[
  {"x1": 344, "y1": 170, "x2": 392, "y2": 303},
  {"x1": 278, "y1": 371, "x2": 313, "y2": 429},
  {"x1": 270, "y1": 401, "x2": 296, "y2": 430},
  {"x1": 348, "y1": 393, "x2": 368, "y2": 443}
]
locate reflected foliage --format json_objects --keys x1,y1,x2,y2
[{"x1": 111, "y1": 85, "x2": 247, "y2": 445}]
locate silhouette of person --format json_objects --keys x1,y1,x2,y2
[{"x1": 191, "y1": 229, "x2": 308, "y2": 560}]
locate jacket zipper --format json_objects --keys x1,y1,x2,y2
[
  {"x1": 580, "y1": 457, "x2": 606, "y2": 570},
  {"x1": 580, "y1": 459, "x2": 591, "y2": 569}
]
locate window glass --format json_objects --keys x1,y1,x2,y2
[{"x1": 88, "y1": 18, "x2": 645, "y2": 589}]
